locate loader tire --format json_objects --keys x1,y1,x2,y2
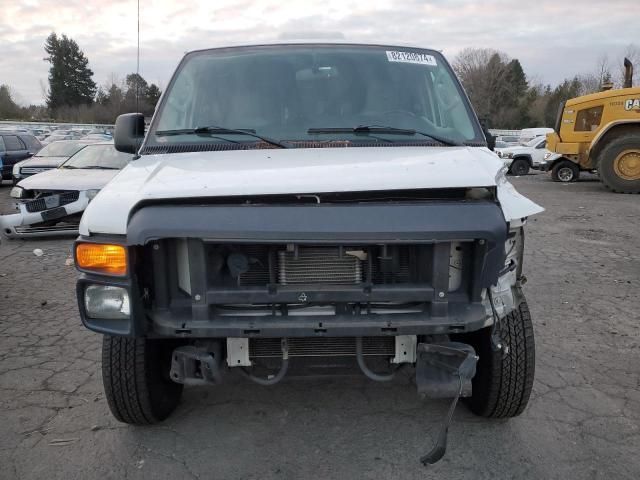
[
  {"x1": 597, "y1": 132, "x2": 640, "y2": 193},
  {"x1": 102, "y1": 335, "x2": 183, "y2": 425},
  {"x1": 458, "y1": 289, "x2": 535, "y2": 418}
]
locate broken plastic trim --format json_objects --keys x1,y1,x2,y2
[{"x1": 417, "y1": 343, "x2": 478, "y2": 465}]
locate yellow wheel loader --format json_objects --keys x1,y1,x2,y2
[{"x1": 546, "y1": 58, "x2": 640, "y2": 193}]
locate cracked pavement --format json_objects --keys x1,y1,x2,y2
[{"x1": 0, "y1": 172, "x2": 639, "y2": 479}]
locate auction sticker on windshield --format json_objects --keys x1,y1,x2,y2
[{"x1": 386, "y1": 51, "x2": 437, "y2": 66}]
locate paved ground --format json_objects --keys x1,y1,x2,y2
[{"x1": 0, "y1": 172, "x2": 639, "y2": 480}]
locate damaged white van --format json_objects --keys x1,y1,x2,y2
[{"x1": 74, "y1": 43, "x2": 543, "y2": 464}]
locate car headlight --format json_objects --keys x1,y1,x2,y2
[
  {"x1": 86, "y1": 189, "x2": 101, "y2": 201},
  {"x1": 12, "y1": 164, "x2": 21, "y2": 176},
  {"x1": 544, "y1": 152, "x2": 552, "y2": 160},
  {"x1": 505, "y1": 153, "x2": 514, "y2": 159},
  {"x1": 10, "y1": 186, "x2": 25, "y2": 199},
  {"x1": 84, "y1": 285, "x2": 130, "y2": 319}
]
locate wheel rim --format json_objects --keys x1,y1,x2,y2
[
  {"x1": 557, "y1": 167, "x2": 574, "y2": 182},
  {"x1": 613, "y1": 150, "x2": 640, "y2": 180}
]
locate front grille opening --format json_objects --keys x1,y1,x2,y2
[
  {"x1": 152, "y1": 239, "x2": 474, "y2": 317},
  {"x1": 249, "y1": 336, "x2": 395, "y2": 358},
  {"x1": 25, "y1": 191, "x2": 79, "y2": 213},
  {"x1": 203, "y1": 244, "x2": 431, "y2": 287}
]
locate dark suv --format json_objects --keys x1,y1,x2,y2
[{"x1": 0, "y1": 132, "x2": 42, "y2": 180}]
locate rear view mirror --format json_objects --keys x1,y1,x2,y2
[{"x1": 114, "y1": 113, "x2": 145, "y2": 154}]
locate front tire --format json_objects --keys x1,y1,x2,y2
[
  {"x1": 102, "y1": 336, "x2": 183, "y2": 425},
  {"x1": 551, "y1": 160, "x2": 579, "y2": 183},
  {"x1": 458, "y1": 290, "x2": 535, "y2": 418},
  {"x1": 597, "y1": 132, "x2": 640, "y2": 193},
  {"x1": 509, "y1": 158, "x2": 530, "y2": 176}
]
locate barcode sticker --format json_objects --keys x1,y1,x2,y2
[{"x1": 386, "y1": 51, "x2": 437, "y2": 66}]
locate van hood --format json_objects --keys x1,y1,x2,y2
[
  {"x1": 18, "y1": 167, "x2": 120, "y2": 192},
  {"x1": 80, "y1": 146, "x2": 543, "y2": 235}
]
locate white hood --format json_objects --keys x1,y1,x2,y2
[
  {"x1": 80, "y1": 146, "x2": 543, "y2": 235},
  {"x1": 496, "y1": 145, "x2": 529, "y2": 155},
  {"x1": 18, "y1": 168, "x2": 120, "y2": 192}
]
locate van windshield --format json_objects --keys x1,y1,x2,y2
[{"x1": 148, "y1": 44, "x2": 483, "y2": 149}]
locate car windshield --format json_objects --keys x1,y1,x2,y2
[
  {"x1": 524, "y1": 137, "x2": 542, "y2": 147},
  {"x1": 36, "y1": 141, "x2": 84, "y2": 157},
  {"x1": 61, "y1": 144, "x2": 131, "y2": 169},
  {"x1": 149, "y1": 44, "x2": 483, "y2": 149}
]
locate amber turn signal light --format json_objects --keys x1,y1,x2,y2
[{"x1": 76, "y1": 243, "x2": 127, "y2": 276}]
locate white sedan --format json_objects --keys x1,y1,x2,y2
[{"x1": 1, "y1": 142, "x2": 132, "y2": 238}]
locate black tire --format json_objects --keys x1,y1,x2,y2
[
  {"x1": 551, "y1": 160, "x2": 579, "y2": 183},
  {"x1": 596, "y1": 132, "x2": 640, "y2": 194},
  {"x1": 102, "y1": 335, "x2": 183, "y2": 425},
  {"x1": 509, "y1": 158, "x2": 530, "y2": 176},
  {"x1": 458, "y1": 290, "x2": 535, "y2": 418}
]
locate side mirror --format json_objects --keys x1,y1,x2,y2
[
  {"x1": 482, "y1": 127, "x2": 496, "y2": 151},
  {"x1": 114, "y1": 113, "x2": 145, "y2": 154},
  {"x1": 478, "y1": 118, "x2": 495, "y2": 151}
]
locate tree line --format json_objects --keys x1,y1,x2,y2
[
  {"x1": 0, "y1": 34, "x2": 638, "y2": 128},
  {"x1": 453, "y1": 45, "x2": 638, "y2": 129},
  {"x1": 0, "y1": 32, "x2": 162, "y2": 124}
]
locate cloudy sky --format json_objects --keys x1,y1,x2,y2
[{"x1": 1, "y1": 0, "x2": 637, "y2": 105}]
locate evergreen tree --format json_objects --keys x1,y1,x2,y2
[
  {"x1": 124, "y1": 73, "x2": 149, "y2": 110},
  {"x1": 0, "y1": 85, "x2": 21, "y2": 119},
  {"x1": 44, "y1": 33, "x2": 97, "y2": 110},
  {"x1": 146, "y1": 84, "x2": 162, "y2": 107}
]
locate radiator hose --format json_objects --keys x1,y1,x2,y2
[
  {"x1": 356, "y1": 337, "x2": 395, "y2": 382},
  {"x1": 239, "y1": 338, "x2": 289, "y2": 386}
]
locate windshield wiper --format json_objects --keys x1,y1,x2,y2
[
  {"x1": 308, "y1": 125, "x2": 463, "y2": 147},
  {"x1": 156, "y1": 126, "x2": 289, "y2": 149},
  {"x1": 60, "y1": 165, "x2": 79, "y2": 169}
]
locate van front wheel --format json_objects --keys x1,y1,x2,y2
[
  {"x1": 456, "y1": 290, "x2": 535, "y2": 418},
  {"x1": 102, "y1": 336, "x2": 183, "y2": 425}
]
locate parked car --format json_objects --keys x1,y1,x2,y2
[
  {"x1": 0, "y1": 132, "x2": 42, "y2": 180},
  {"x1": 41, "y1": 130, "x2": 84, "y2": 145},
  {"x1": 74, "y1": 42, "x2": 543, "y2": 464},
  {"x1": 81, "y1": 133, "x2": 113, "y2": 141},
  {"x1": 495, "y1": 136, "x2": 551, "y2": 175},
  {"x1": 11, "y1": 140, "x2": 96, "y2": 184},
  {"x1": 1, "y1": 142, "x2": 131, "y2": 238}
]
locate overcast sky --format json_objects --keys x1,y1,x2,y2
[{"x1": 1, "y1": 0, "x2": 637, "y2": 105}]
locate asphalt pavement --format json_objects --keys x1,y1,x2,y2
[{"x1": 1, "y1": 172, "x2": 639, "y2": 479}]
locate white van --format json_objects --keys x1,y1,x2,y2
[{"x1": 519, "y1": 127, "x2": 554, "y2": 144}]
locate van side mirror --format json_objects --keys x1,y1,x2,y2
[
  {"x1": 482, "y1": 127, "x2": 496, "y2": 151},
  {"x1": 114, "y1": 113, "x2": 145, "y2": 154},
  {"x1": 478, "y1": 118, "x2": 495, "y2": 151}
]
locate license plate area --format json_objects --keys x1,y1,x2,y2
[{"x1": 41, "y1": 206, "x2": 67, "y2": 221}]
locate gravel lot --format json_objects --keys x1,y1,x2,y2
[{"x1": 1, "y1": 172, "x2": 639, "y2": 480}]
